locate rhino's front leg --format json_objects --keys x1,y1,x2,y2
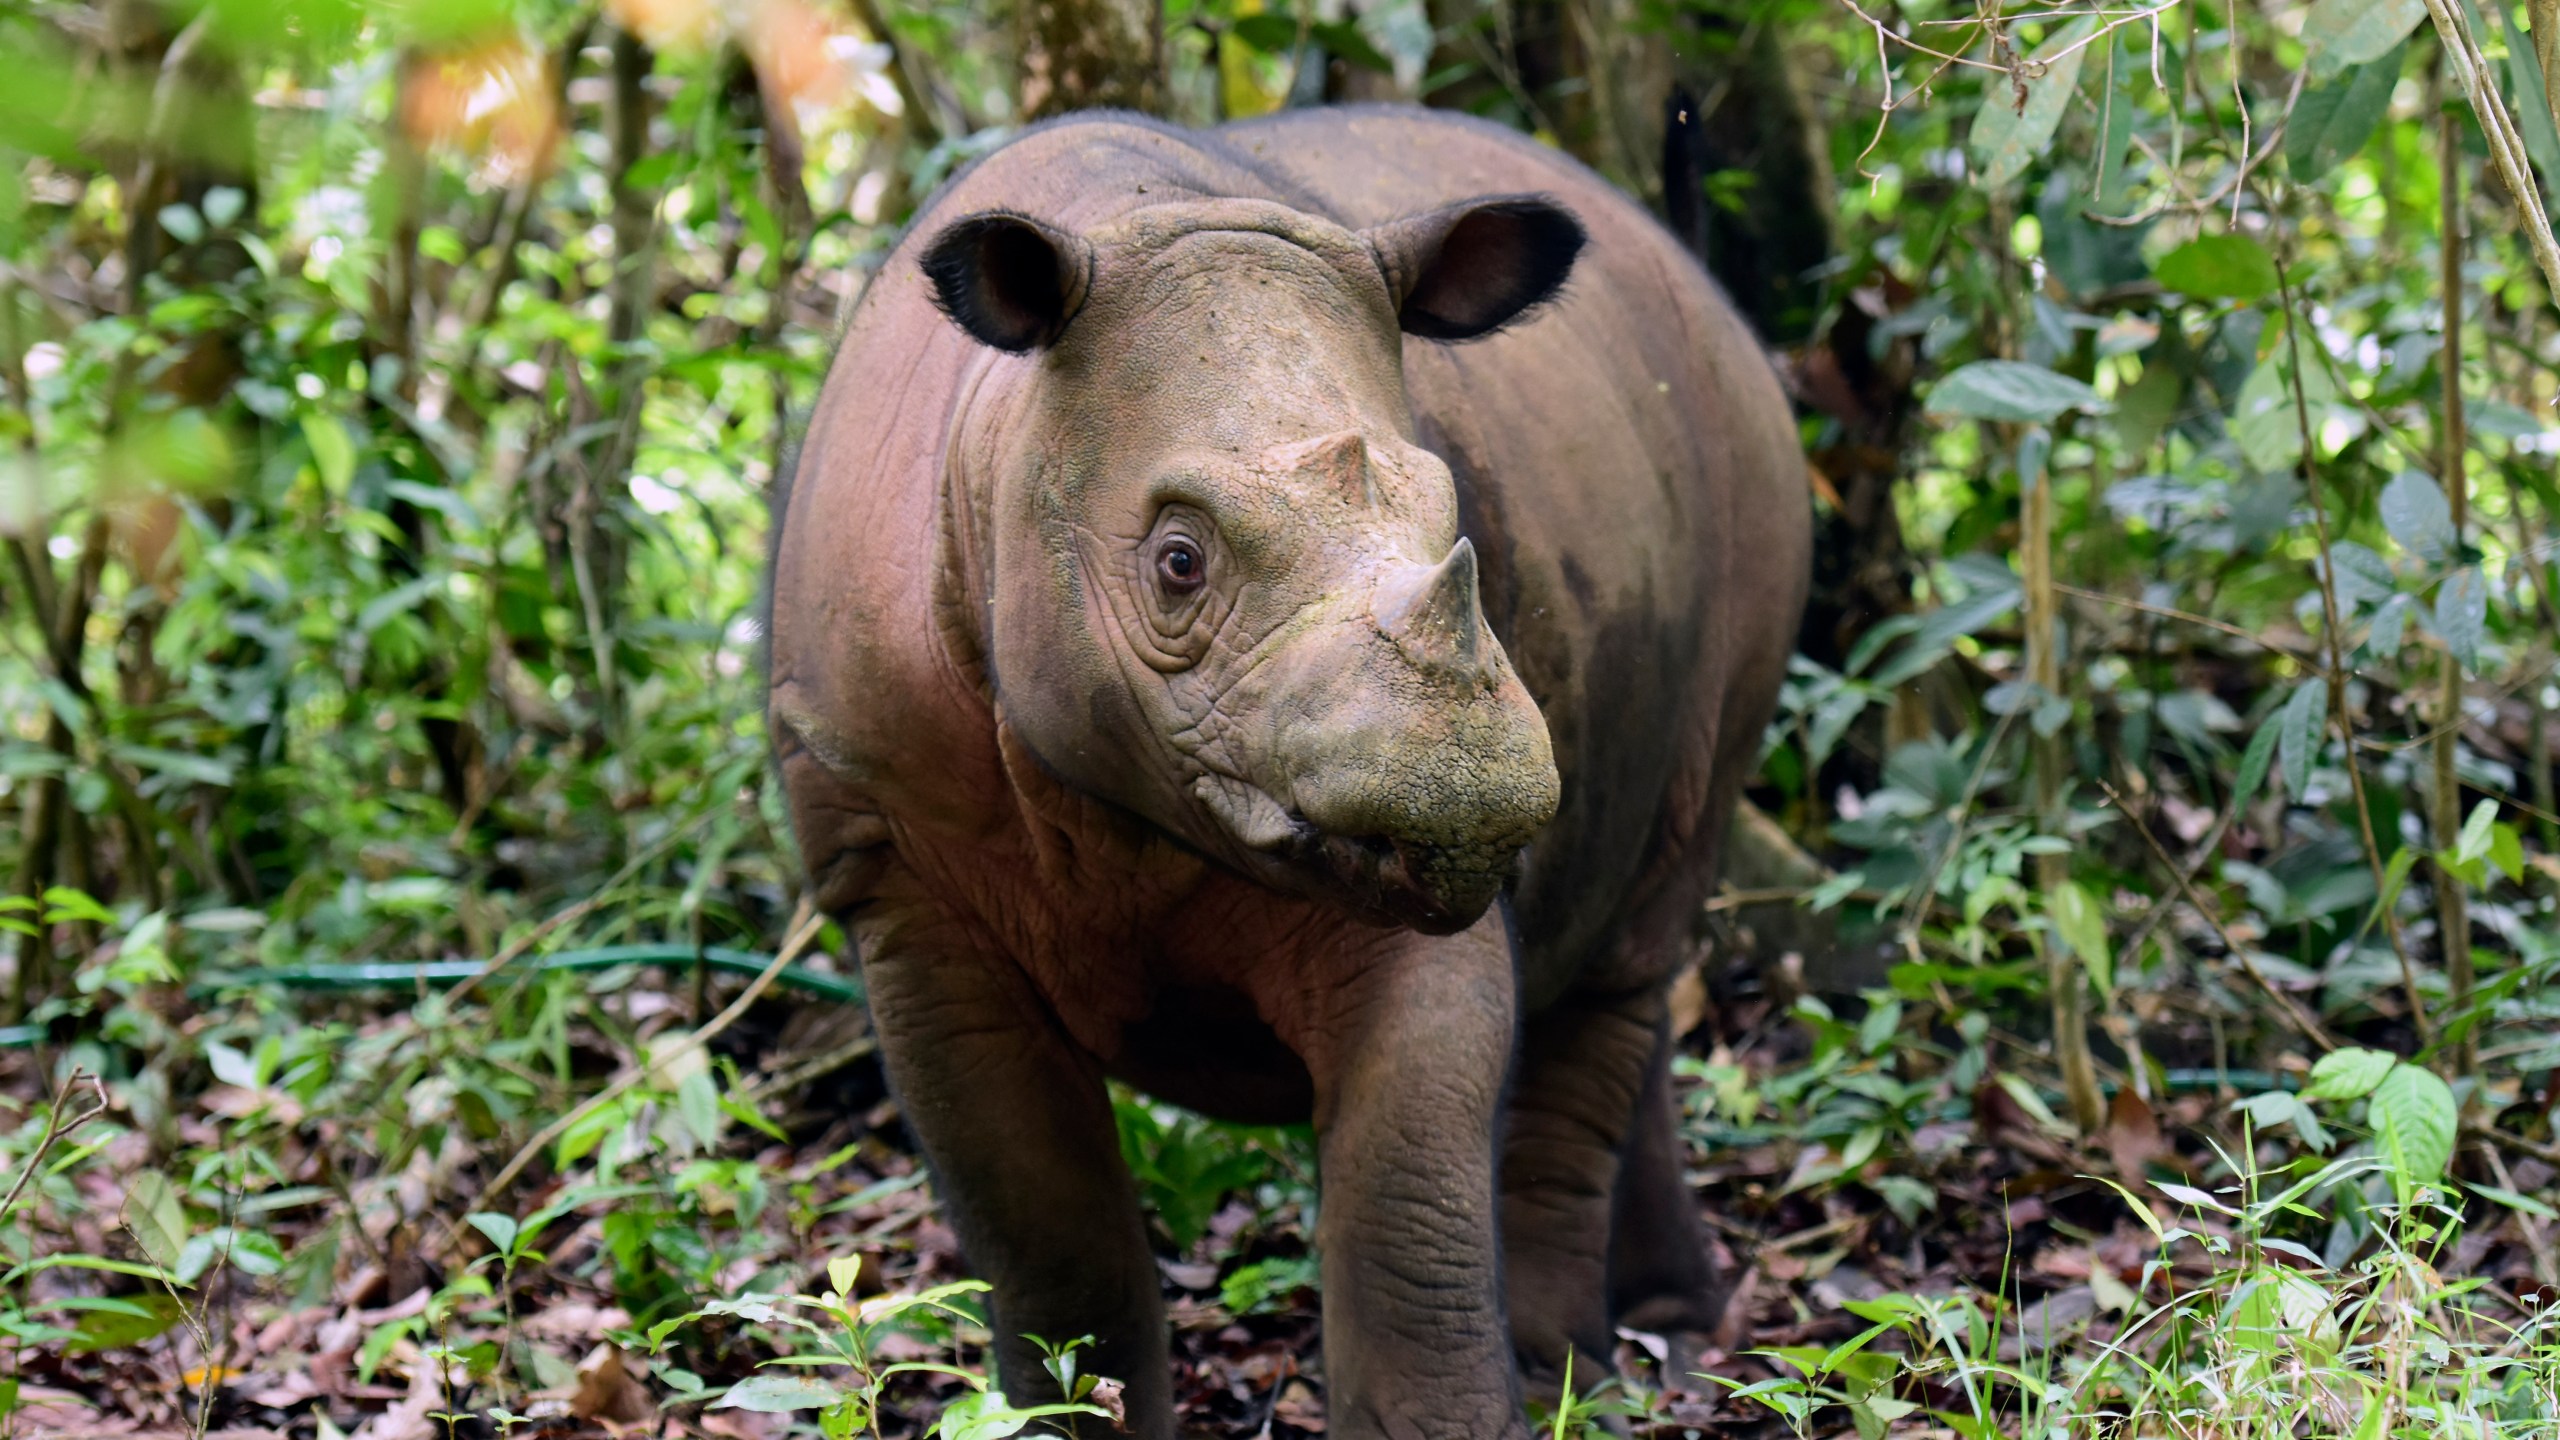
[
  {"x1": 1302, "y1": 912, "x2": 1527, "y2": 1440},
  {"x1": 857, "y1": 911, "x2": 1175, "y2": 1440}
]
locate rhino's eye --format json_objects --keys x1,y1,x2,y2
[{"x1": 1156, "y1": 539, "x2": 1205, "y2": 594}]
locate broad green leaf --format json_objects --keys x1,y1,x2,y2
[
  {"x1": 2304, "y1": 1046, "x2": 2398, "y2": 1101},
  {"x1": 177, "y1": 1227, "x2": 284, "y2": 1283},
  {"x1": 123, "y1": 1172, "x2": 188, "y2": 1274},
  {"x1": 2233, "y1": 718, "x2": 2282, "y2": 808},
  {"x1": 2431, "y1": 566, "x2": 2485, "y2": 672},
  {"x1": 2453, "y1": 798, "x2": 2499, "y2": 865},
  {"x1": 41, "y1": 887, "x2": 113, "y2": 926},
  {"x1": 466, "y1": 1212, "x2": 520, "y2": 1257},
  {"x1": 302, "y1": 414, "x2": 356, "y2": 492},
  {"x1": 714, "y1": 1374, "x2": 847, "y2": 1412},
  {"x1": 2047, "y1": 880, "x2": 2112, "y2": 997},
  {"x1": 2301, "y1": 0, "x2": 2429, "y2": 75},
  {"x1": 2222, "y1": 1271, "x2": 2339, "y2": 1353},
  {"x1": 2278, "y1": 678, "x2": 2328, "y2": 796},
  {"x1": 2380, "y1": 470, "x2": 2456, "y2": 564},
  {"x1": 2369, "y1": 1063, "x2": 2457, "y2": 1184},
  {"x1": 677, "y1": 1069, "x2": 724, "y2": 1151},
  {"x1": 2154, "y1": 235, "x2": 2280, "y2": 300},
  {"x1": 63, "y1": 1293, "x2": 186, "y2": 1355},
  {"x1": 2488, "y1": 821, "x2": 2525, "y2": 882},
  {"x1": 1925, "y1": 360, "x2": 2111, "y2": 423},
  {"x1": 2287, "y1": 43, "x2": 2408, "y2": 180},
  {"x1": 2364, "y1": 592, "x2": 2414, "y2": 656},
  {"x1": 1971, "y1": 17, "x2": 2098, "y2": 189},
  {"x1": 2230, "y1": 353, "x2": 2334, "y2": 471},
  {"x1": 2326, "y1": 540, "x2": 2397, "y2": 608}
]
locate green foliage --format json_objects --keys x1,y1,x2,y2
[{"x1": 1, "y1": 0, "x2": 2558, "y2": 1432}]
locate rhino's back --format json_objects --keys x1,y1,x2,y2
[{"x1": 1221, "y1": 109, "x2": 1810, "y2": 997}]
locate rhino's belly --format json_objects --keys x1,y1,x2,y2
[{"x1": 1106, "y1": 983, "x2": 1317, "y2": 1127}]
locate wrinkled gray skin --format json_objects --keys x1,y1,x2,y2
[{"x1": 768, "y1": 106, "x2": 1809, "y2": 1440}]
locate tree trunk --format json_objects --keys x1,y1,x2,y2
[{"x1": 1017, "y1": 0, "x2": 1163, "y2": 117}]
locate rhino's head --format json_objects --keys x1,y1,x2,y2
[{"x1": 920, "y1": 192, "x2": 1578, "y2": 933}]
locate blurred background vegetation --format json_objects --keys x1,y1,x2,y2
[{"x1": 4, "y1": 0, "x2": 2560, "y2": 1433}]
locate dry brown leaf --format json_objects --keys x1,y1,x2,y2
[{"x1": 570, "y1": 1343, "x2": 658, "y2": 1426}]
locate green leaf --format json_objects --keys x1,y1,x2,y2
[
  {"x1": 2047, "y1": 879, "x2": 2112, "y2": 997},
  {"x1": 40, "y1": 887, "x2": 113, "y2": 926},
  {"x1": 2278, "y1": 678, "x2": 2328, "y2": 796},
  {"x1": 2453, "y1": 798, "x2": 2499, "y2": 865},
  {"x1": 2487, "y1": 821, "x2": 2524, "y2": 883},
  {"x1": 355, "y1": 573, "x2": 445, "y2": 637},
  {"x1": 302, "y1": 414, "x2": 356, "y2": 491},
  {"x1": 123, "y1": 1172, "x2": 188, "y2": 1274},
  {"x1": 2233, "y1": 719, "x2": 2282, "y2": 808},
  {"x1": 2369, "y1": 1063, "x2": 2457, "y2": 1185},
  {"x1": 2432, "y1": 566, "x2": 2485, "y2": 672},
  {"x1": 1971, "y1": 17, "x2": 2098, "y2": 189},
  {"x1": 1925, "y1": 360, "x2": 2112, "y2": 423},
  {"x1": 677, "y1": 1069, "x2": 724, "y2": 1150},
  {"x1": 2468, "y1": 1180, "x2": 2560, "y2": 1219},
  {"x1": 2231, "y1": 353, "x2": 2334, "y2": 472},
  {"x1": 2153, "y1": 235, "x2": 2280, "y2": 300},
  {"x1": 2303, "y1": 1046, "x2": 2397, "y2": 1101},
  {"x1": 62, "y1": 1292, "x2": 186, "y2": 1355},
  {"x1": 716, "y1": 1374, "x2": 850, "y2": 1412},
  {"x1": 2301, "y1": 0, "x2": 2429, "y2": 75},
  {"x1": 2287, "y1": 43, "x2": 2408, "y2": 180},
  {"x1": 2379, "y1": 470, "x2": 2456, "y2": 565},
  {"x1": 466, "y1": 1212, "x2": 519, "y2": 1257}
]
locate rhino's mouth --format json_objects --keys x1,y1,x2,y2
[{"x1": 1191, "y1": 774, "x2": 1513, "y2": 934}]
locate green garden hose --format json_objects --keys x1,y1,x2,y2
[
  {"x1": 0, "y1": 946, "x2": 863, "y2": 1049},
  {"x1": 187, "y1": 944, "x2": 865, "y2": 1006}
]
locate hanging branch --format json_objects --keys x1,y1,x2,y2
[{"x1": 2423, "y1": 0, "x2": 2560, "y2": 307}]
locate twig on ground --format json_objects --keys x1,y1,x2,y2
[{"x1": 2098, "y1": 781, "x2": 2339, "y2": 1055}]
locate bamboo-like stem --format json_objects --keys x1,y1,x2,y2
[
  {"x1": 2434, "y1": 100, "x2": 2476, "y2": 1082},
  {"x1": 2024, "y1": 442, "x2": 2104, "y2": 1135}
]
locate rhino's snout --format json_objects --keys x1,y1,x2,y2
[{"x1": 1202, "y1": 539, "x2": 1557, "y2": 932}]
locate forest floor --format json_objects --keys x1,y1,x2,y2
[{"x1": 12, "y1": 934, "x2": 2557, "y2": 1440}]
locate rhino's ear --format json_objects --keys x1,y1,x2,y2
[
  {"x1": 920, "y1": 211, "x2": 1093, "y2": 353},
  {"x1": 1366, "y1": 195, "x2": 1585, "y2": 342}
]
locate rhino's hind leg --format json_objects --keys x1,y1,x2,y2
[
  {"x1": 859, "y1": 919, "x2": 1176, "y2": 1440},
  {"x1": 1605, "y1": 1020, "x2": 1732, "y2": 1372},
  {"x1": 1497, "y1": 987, "x2": 1664, "y2": 1401}
]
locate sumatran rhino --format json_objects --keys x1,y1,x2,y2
[{"x1": 767, "y1": 106, "x2": 1809, "y2": 1440}]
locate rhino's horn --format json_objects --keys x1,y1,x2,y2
[{"x1": 1375, "y1": 537, "x2": 1488, "y2": 682}]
